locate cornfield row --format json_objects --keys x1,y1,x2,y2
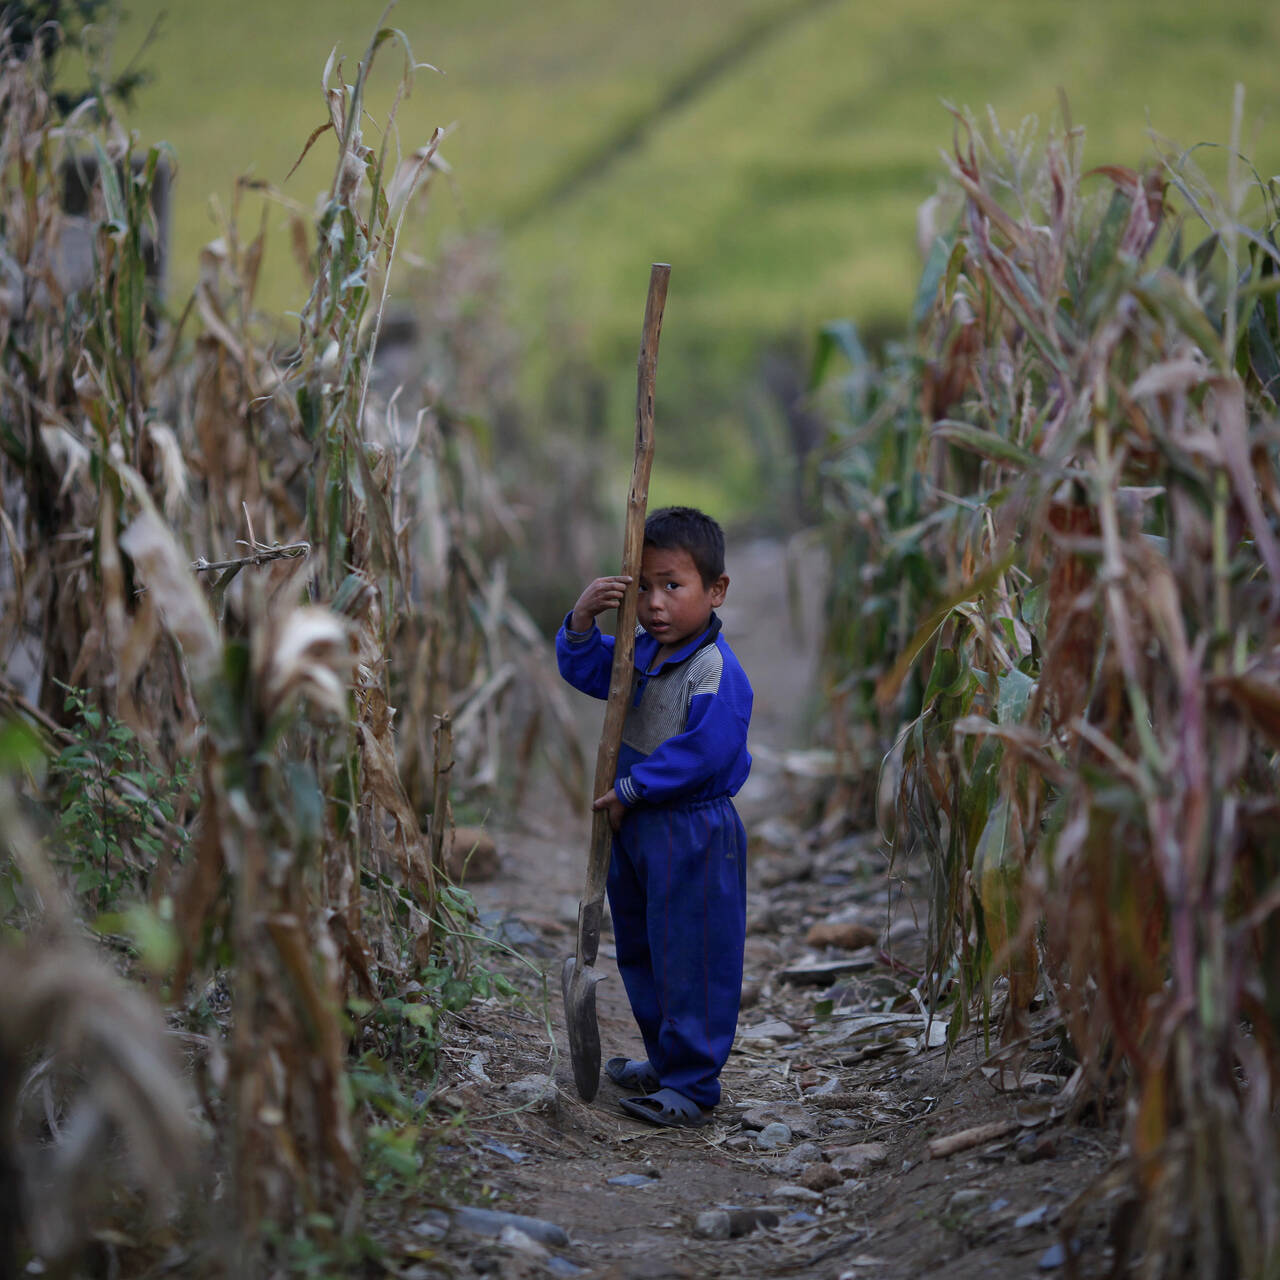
[
  {"x1": 816, "y1": 99, "x2": 1280, "y2": 1274},
  {"x1": 0, "y1": 10, "x2": 583, "y2": 1272}
]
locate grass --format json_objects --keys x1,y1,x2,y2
[{"x1": 108, "y1": 0, "x2": 1280, "y2": 515}]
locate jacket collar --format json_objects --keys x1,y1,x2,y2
[{"x1": 635, "y1": 612, "x2": 721, "y2": 674}]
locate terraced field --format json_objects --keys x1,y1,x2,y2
[{"x1": 114, "y1": 0, "x2": 1280, "y2": 510}]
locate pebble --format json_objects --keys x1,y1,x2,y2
[
  {"x1": 411, "y1": 1210, "x2": 449, "y2": 1241},
  {"x1": 784, "y1": 1210, "x2": 819, "y2": 1225},
  {"x1": 501, "y1": 1073, "x2": 557, "y2": 1110},
  {"x1": 1015, "y1": 1204, "x2": 1049, "y2": 1229},
  {"x1": 748, "y1": 817, "x2": 803, "y2": 855},
  {"x1": 608, "y1": 1173, "x2": 657, "y2": 1187},
  {"x1": 482, "y1": 1139, "x2": 527, "y2": 1164},
  {"x1": 768, "y1": 1140, "x2": 822, "y2": 1174},
  {"x1": 946, "y1": 1188, "x2": 986, "y2": 1215},
  {"x1": 773, "y1": 1184, "x2": 823, "y2": 1201},
  {"x1": 827, "y1": 1142, "x2": 889, "y2": 1176},
  {"x1": 693, "y1": 1207, "x2": 782, "y2": 1240},
  {"x1": 740, "y1": 1103, "x2": 817, "y2": 1137},
  {"x1": 477, "y1": 911, "x2": 542, "y2": 951},
  {"x1": 747, "y1": 905, "x2": 783, "y2": 935},
  {"x1": 802, "y1": 1075, "x2": 842, "y2": 1097},
  {"x1": 498, "y1": 1225, "x2": 548, "y2": 1258},
  {"x1": 451, "y1": 1207, "x2": 569, "y2": 1247},
  {"x1": 798, "y1": 1163, "x2": 843, "y2": 1192},
  {"x1": 1017, "y1": 1133, "x2": 1058, "y2": 1163},
  {"x1": 694, "y1": 1210, "x2": 731, "y2": 1241},
  {"x1": 756, "y1": 1122, "x2": 792, "y2": 1150},
  {"x1": 1038, "y1": 1243, "x2": 1065, "y2": 1270},
  {"x1": 757, "y1": 852, "x2": 812, "y2": 888}
]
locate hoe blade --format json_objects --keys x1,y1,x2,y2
[{"x1": 561, "y1": 955, "x2": 605, "y2": 1101}]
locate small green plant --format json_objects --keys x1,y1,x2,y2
[{"x1": 48, "y1": 685, "x2": 193, "y2": 911}]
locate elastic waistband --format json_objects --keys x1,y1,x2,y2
[{"x1": 646, "y1": 793, "x2": 736, "y2": 814}]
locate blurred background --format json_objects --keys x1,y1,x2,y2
[{"x1": 109, "y1": 0, "x2": 1280, "y2": 519}]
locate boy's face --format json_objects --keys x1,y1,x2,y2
[{"x1": 637, "y1": 545, "x2": 728, "y2": 653}]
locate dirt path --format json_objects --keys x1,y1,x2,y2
[{"x1": 415, "y1": 537, "x2": 1116, "y2": 1279}]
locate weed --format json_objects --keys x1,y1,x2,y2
[{"x1": 48, "y1": 684, "x2": 193, "y2": 909}]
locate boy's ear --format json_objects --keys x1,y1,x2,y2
[{"x1": 709, "y1": 574, "x2": 729, "y2": 607}]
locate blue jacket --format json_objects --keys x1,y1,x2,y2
[{"x1": 556, "y1": 612, "x2": 752, "y2": 808}]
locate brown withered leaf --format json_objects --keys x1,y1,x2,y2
[
  {"x1": 171, "y1": 757, "x2": 229, "y2": 995},
  {"x1": 257, "y1": 606, "x2": 352, "y2": 720},
  {"x1": 264, "y1": 914, "x2": 358, "y2": 1185},
  {"x1": 804, "y1": 919, "x2": 878, "y2": 951},
  {"x1": 1215, "y1": 672, "x2": 1280, "y2": 749},
  {"x1": 120, "y1": 512, "x2": 222, "y2": 686}
]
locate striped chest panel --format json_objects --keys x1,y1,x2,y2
[{"x1": 621, "y1": 644, "x2": 724, "y2": 756}]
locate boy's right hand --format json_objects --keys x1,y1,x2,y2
[{"x1": 570, "y1": 576, "x2": 632, "y2": 634}]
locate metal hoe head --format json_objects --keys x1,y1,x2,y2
[{"x1": 561, "y1": 954, "x2": 605, "y2": 1101}]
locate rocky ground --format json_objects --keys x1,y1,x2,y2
[{"x1": 400, "y1": 538, "x2": 1120, "y2": 1279}]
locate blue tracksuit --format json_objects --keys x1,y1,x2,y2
[{"x1": 556, "y1": 611, "x2": 753, "y2": 1108}]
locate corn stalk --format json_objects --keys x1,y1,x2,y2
[
  {"x1": 818, "y1": 100, "x2": 1280, "y2": 1272},
  {"x1": 1, "y1": 8, "x2": 584, "y2": 1268}
]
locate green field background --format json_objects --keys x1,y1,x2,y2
[{"x1": 110, "y1": 0, "x2": 1280, "y2": 512}]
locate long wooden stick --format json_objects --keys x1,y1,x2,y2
[{"x1": 575, "y1": 262, "x2": 670, "y2": 964}]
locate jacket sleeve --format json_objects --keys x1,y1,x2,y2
[
  {"x1": 616, "y1": 676, "x2": 752, "y2": 807},
  {"x1": 555, "y1": 613, "x2": 616, "y2": 700}
]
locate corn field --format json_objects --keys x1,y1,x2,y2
[
  {"x1": 0, "y1": 8, "x2": 585, "y2": 1272},
  {"x1": 816, "y1": 100, "x2": 1280, "y2": 1275}
]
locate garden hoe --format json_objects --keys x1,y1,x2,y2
[{"x1": 562, "y1": 262, "x2": 670, "y2": 1102}]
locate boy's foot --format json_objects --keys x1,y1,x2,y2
[
  {"x1": 619, "y1": 1087, "x2": 712, "y2": 1129},
  {"x1": 605, "y1": 1057, "x2": 659, "y2": 1093}
]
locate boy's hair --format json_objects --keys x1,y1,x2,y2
[{"x1": 643, "y1": 506, "x2": 725, "y2": 585}]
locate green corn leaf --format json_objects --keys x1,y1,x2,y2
[
  {"x1": 1134, "y1": 271, "x2": 1226, "y2": 369},
  {"x1": 809, "y1": 319, "x2": 868, "y2": 393},
  {"x1": 996, "y1": 668, "x2": 1035, "y2": 724},
  {"x1": 933, "y1": 420, "x2": 1042, "y2": 470},
  {"x1": 877, "y1": 550, "x2": 1016, "y2": 708},
  {"x1": 1248, "y1": 302, "x2": 1280, "y2": 399},
  {"x1": 912, "y1": 235, "x2": 952, "y2": 331},
  {"x1": 91, "y1": 138, "x2": 125, "y2": 226}
]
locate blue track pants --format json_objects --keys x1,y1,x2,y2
[{"x1": 606, "y1": 796, "x2": 747, "y2": 1109}]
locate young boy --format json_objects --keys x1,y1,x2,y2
[{"x1": 556, "y1": 506, "x2": 753, "y2": 1128}]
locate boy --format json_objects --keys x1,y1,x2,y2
[{"x1": 556, "y1": 507, "x2": 753, "y2": 1128}]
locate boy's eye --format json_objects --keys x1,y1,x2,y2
[{"x1": 667, "y1": 582, "x2": 680, "y2": 591}]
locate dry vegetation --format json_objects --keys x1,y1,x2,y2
[
  {"x1": 815, "y1": 100, "x2": 1280, "y2": 1274},
  {"x1": 0, "y1": 9, "x2": 585, "y2": 1273}
]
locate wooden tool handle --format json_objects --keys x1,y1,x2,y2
[{"x1": 579, "y1": 264, "x2": 670, "y2": 924}]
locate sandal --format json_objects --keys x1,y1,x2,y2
[
  {"x1": 619, "y1": 1087, "x2": 712, "y2": 1129},
  {"x1": 605, "y1": 1057, "x2": 659, "y2": 1093}
]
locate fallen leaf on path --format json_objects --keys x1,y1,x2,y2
[{"x1": 805, "y1": 920, "x2": 879, "y2": 950}]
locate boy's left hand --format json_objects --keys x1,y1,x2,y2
[{"x1": 592, "y1": 788, "x2": 626, "y2": 832}]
